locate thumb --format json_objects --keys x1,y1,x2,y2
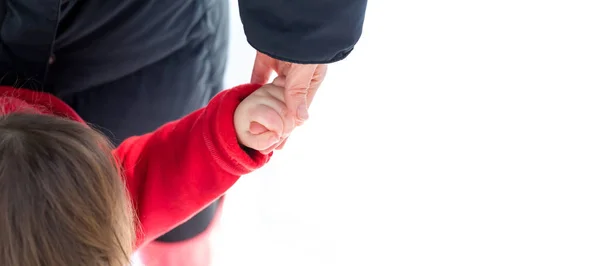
[
  {"x1": 249, "y1": 121, "x2": 269, "y2": 135},
  {"x1": 251, "y1": 52, "x2": 273, "y2": 84}
]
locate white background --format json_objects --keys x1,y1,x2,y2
[{"x1": 212, "y1": 1, "x2": 600, "y2": 266}]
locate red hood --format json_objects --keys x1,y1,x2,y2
[{"x1": 0, "y1": 86, "x2": 84, "y2": 123}]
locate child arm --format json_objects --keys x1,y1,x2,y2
[{"x1": 112, "y1": 84, "x2": 270, "y2": 248}]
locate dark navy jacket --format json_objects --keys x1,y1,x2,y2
[
  {"x1": 238, "y1": 0, "x2": 367, "y2": 64},
  {"x1": 0, "y1": 0, "x2": 366, "y2": 90}
]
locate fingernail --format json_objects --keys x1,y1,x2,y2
[{"x1": 297, "y1": 104, "x2": 309, "y2": 121}]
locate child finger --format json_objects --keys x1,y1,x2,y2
[
  {"x1": 249, "y1": 131, "x2": 280, "y2": 151},
  {"x1": 255, "y1": 96, "x2": 295, "y2": 137},
  {"x1": 259, "y1": 141, "x2": 280, "y2": 155},
  {"x1": 249, "y1": 122, "x2": 269, "y2": 135},
  {"x1": 275, "y1": 137, "x2": 288, "y2": 150},
  {"x1": 272, "y1": 76, "x2": 286, "y2": 87},
  {"x1": 248, "y1": 104, "x2": 284, "y2": 137}
]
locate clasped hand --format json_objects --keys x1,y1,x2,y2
[{"x1": 240, "y1": 52, "x2": 327, "y2": 152}]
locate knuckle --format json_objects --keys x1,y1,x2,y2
[{"x1": 287, "y1": 87, "x2": 308, "y2": 95}]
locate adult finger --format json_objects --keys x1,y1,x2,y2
[
  {"x1": 250, "y1": 52, "x2": 273, "y2": 84},
  {"x1": 284, "y1": 64, "x2": 317, "y2": 122},
  {"x1": 306, "y1": 64, "x2": 328, "y2": 108},
  {"x1": 275, "y1": 137, "x2": 288, "y2": 150}
]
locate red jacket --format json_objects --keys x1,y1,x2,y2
[{"x1": 0, "y1": 84, "x2": 270, "y2": 249}]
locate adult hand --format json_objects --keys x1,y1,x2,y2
[
  {"x1": 250, "y1": 52, "x2": 327, "y2": 127},
  {"x1": 249, "y1": 52, "x2": 327, "y2": 152}
]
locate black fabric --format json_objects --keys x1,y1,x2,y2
[
  {"x1": 48, "y1": 0, "x2": 227, "y2": 98},
  {"x1": 238, "y1": 0, "x2": 368, "y2": 64},
  {"x1": 0, "y1": 0, "x2": 60, "y2": 87},
  {"x1": 156, "y1": 198, "x2": 223, "y2": 242},
  {"x1": 55, "y1": 0, "x2": 229, "y2": 143}
]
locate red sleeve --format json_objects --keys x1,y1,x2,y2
[{"x1": 112, "y1": 84, "x2": 270, "y2": 249}]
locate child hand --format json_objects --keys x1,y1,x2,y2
[{"x1": 234, "y1": 84, "x2": 295, "y2": 154}]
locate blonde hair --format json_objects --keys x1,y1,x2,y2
[{"x1": 0, "y1": 113, "x2": 135, "y2": 266}]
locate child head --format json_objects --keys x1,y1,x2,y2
[{"x1": 0, "y1": 113, "x2": 135, "y2": 266}]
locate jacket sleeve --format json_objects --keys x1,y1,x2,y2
[
  {"x1": 238, "y1": 0, "x2": 368, "y2": 64},
  {"x1": 112, "y1": 84, "x2": 270, "y2": 248}
]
